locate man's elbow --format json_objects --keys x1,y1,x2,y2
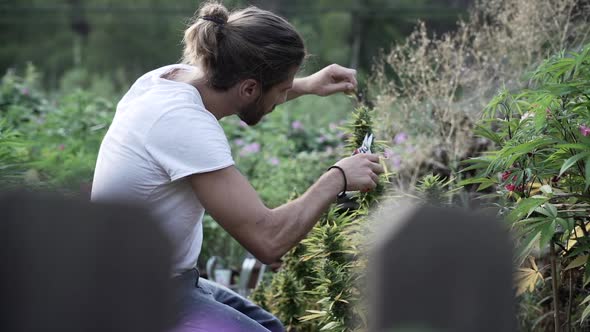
[
  {"x1": 249, "y1": 209, "x2": 284, "y2": 265},
  {"x1": 252, "y1": 243, "x2": 282, "y2": 265},
  {"x1": 257, "y1": 253, "x2": 278, "y2": 265}
]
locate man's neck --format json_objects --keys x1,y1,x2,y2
[
  {"x1": 193, "y1": 80, "x2": 238, "y2": 120},
  {"x1": 163, "y1": 66, "x2": 238, "y2": 120}
]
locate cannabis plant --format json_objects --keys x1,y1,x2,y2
[
  {"x1": 256, "y1": 106, "x2": 390, "y2": 331},
  {"x1": 461, "y1": 44, "x2": 590, "y2": 330}
]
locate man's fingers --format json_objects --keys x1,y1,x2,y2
[
  {"x1": 362, "y1": 153, "x2": 380, "y2": 163},
  {"x1": 322, "y1": 82, "x2": 355, "y2": 95},
  {"x1": 369, "y1": 161, "x2": 385, "y2": 175},
  {"x1": 332, "y1": 71, "x2": 357, "y2": 85},
  {"x1": 368, "y1": 178, "x2": 378, "y2": 189},
  {"x1": 330, "y1": 65, "x2": 357, "y2": 83},
  {"x1": 369, "y1": 172, "x2": 380, "y2": 183},
  {"x1": 330, "y1": 64, "x2": 356, "y2": 76}
]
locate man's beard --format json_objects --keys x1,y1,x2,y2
[{"x1": 237, "y1": 100, "x2": 269, "y2": 126}]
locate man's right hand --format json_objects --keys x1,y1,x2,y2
[{"x1": 332, "y1": 153, "x2": 384, "y2": 192}]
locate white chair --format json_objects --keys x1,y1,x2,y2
[
  {"x1": 205, "y1": 255, "x2": 221, "y2": 280},
  {"x1": 205, "y1": 254, "x2": 268, "y2": 297}
]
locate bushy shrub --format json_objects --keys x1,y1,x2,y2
[
  {"x1": 462, "y1": 44, "x2": 590, "y2": 330},
  {"x1": 0, "y1": 65, "x2": 115, "y2": 194},
  {"x1": 0, "y1": 120, "x2": 28, "y2": 186},
  {"x1": 28, "y1": 90, "x2": 114, "y2": 192},
  {"x1": 0, "y1": 64, "x2": 55, "y2": 127}
]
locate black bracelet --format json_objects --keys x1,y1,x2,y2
[{"x1": 327, "y1": 166, "x2": 347, "y2": 199}]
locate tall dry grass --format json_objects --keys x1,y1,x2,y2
[{"x1": 371, "y1": 0, "x2": 590, "y2": 188}]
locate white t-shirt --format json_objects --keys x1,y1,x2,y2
[{"x1": 91, "y1": 64, "x2": 235, "y2": 276}]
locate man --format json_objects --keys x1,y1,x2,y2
[{"x1": 91, "y1": 2, "x2": 384, "y2": 331}]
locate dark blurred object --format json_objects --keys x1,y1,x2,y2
[
  {"x1": 69, "y1": 0, "x2": 91, "y2": 38},
  {"x1": 0, "y1": 190, "x2": 174, "y2": 332},
  {"x1": 370, "y1": 204, "x2": 516, "y2": 332}
]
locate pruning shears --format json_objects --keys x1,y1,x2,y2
[
  {"x1": 336, "y1": 133, "x2": 375, "y2": 211},
  {"x1": 352, "y1": 133, "x2": 373, "y2": 156}
]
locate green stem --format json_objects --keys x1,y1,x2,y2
[
  {"x1": 499, "y1": 102, "x2": 512, "y2": 140},
  {"x1": 550, "y1": 240, "x2": 561, "y2": 332},
  {"x1": 549, "y1": 194, "x2": 590, "y2": 201}
]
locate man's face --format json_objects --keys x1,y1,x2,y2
[{"x1": 237, "y1": 66, "x2": 299, "y2": 126}]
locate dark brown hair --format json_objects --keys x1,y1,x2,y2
[{"x1": 182, "y1": 1, "x2": 306, "y2": 91}]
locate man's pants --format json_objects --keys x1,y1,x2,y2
[{"x1": 170, "y1": 269, "x2": 284, "y2": 332}]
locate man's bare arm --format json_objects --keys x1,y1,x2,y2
[
  {"x1": 286, "y1": 64, "x2": 358, "y2": 101},
  {"x1": 189, "y1": 153, "x2": 382, "y2": 264}
]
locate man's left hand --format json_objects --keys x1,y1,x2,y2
[{"x1": 304, "y1": 64, "x2": 358, "y2": 96}]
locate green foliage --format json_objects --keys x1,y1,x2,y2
[
  {"x1": 0, "y1": 120, "x2": 28, "y2": 186},
  {"x1": 0, "y1": 65, "x2": 114, "y2": 192},
  {"x1": 0, "y1": 64, "x2": 52, "y2": 127},
  {"x1": 28, "y1": 90, "x2": 114, "y2": 190},
  {"x1": 462, "y1": 43, "x2": 590, "y2": 328}
]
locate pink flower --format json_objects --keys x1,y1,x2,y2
[
  {"x1": 291, "y1": 120, "x2": 303, "y2": 130},
  {"x1": 317, "y1": 135, "x2": 327, "y2": 143},
  {"x1": 329, "y1": 123, "x2": 338, "y2": 131},
  {"x1": 580, "y1": 124, "x2": 590, "y2": 137},
  {"x1": 246, "y1": 142, "x2": 260, "y2": 153},
  {"x1": 394, "y1": 132, "x2": 408, "y2": 145},
  {"x1": 501, "y1": 171, "x2": 511, "y2": 181},
  {"x1": 58, "y1": 144, "x2": 65, "y2": 151},
  {"x1": 239, "y1": 120, "x2": 248, "y2": 128},
  {"x1": 234, "y1": 138, "x2": 245, "y2": 146},
  {"x1": 239, "y1": 142, "x2": 260, "y2": 156},
  {"x1": 268, "y1": 157, "x2": 280, "y2": 166},
  {"x1": 21, "y1": 87, "x2": 29, "y2": 95},
  {"x1": 505, "y1": 183, "x2": 524, "y2": 192}
]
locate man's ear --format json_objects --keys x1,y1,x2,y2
[{"x1": 238, "y1": 79, "x2": 261, "y2": 102}]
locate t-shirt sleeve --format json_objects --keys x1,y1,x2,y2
[{"x1": 145, "y1": 107, "x2": 234, "y2": 181}]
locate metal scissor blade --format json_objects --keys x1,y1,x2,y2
[{"x1": 363, "y1": 133, "x2": 374, "y2": 153}]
